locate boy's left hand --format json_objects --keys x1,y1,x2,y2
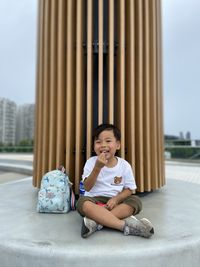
[{"x1": 106, "y1": 197, "x2": 119, "y2": 210}]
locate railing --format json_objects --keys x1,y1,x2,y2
[{"x1": 165, "y1": 139, "x2": 200, "y2": 161}]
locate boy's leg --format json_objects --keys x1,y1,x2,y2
[
  {"x1": 78, "y1": 196, "x2": 154, "y2": 238},
  {"x1": 82, "y1": 200, "x2": 154, "y2": 238},
  {"x1": 109, "y1": 194, "x2": 142, "y2": 219},
  {"x1": 110, "y1": 203, "x2": 134, "y2": 219},
  {"x1": 82, "y1": 200, "x2": 125, "y2": 231}
]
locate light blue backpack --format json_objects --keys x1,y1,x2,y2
[{"x1": 37, "y1": 166, "x2": 75, "y2": 213}]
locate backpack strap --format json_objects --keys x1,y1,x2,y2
[
  {"x1": 70, "y1": 188, "x2": 76, "y2": 210},
  {"x1": 57, "y1": 165, "x2": 66, "y2": 174},
  {"x1": 58, "y1": 164, "x2": 76, "y2": 210}
]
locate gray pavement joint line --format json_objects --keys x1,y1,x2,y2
[{"x1": 0, "y1": 176, "x2": 33, "y2": 186}]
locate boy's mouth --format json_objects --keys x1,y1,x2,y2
[
  {"x1": 100, "y1": 150, "x2": 110, "y2": 159},
  {"x1": 100, "y1": 150, "x2": 109, "y2": 154}
]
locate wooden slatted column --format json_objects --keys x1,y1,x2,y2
[{"x1": 33, "y1": 0, "x2": 165, "y2": 193}]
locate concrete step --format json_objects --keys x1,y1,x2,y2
[{"x1": 0, "y1": 178, "x2": 200, "y2": 267}]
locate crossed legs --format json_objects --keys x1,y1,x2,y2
[{"x1": 82, "y1": 200, "x2": 134, "y2": 231}]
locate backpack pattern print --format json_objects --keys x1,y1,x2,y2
[{"x1": 37, "y1": 169, "x2": 74, "y2": 213}]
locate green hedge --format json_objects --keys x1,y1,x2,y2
[
  {"x1": 165, "y1": 147, "x2": 200, "y2": 159},
  {"x1": 0, "y1": 146, "x2": 33, "y2": 153}
]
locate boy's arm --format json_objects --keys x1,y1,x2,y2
[
  {"x1": 84, "y1": 153, "x2": 107, "y2": 191},
  {"x1": 106, "y1": 188, "x2": 134, "y2": 210},
  {"x1": 83, "y1": 166, "x2": 101, "y2": 191}
]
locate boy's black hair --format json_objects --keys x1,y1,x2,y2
[{"x1": 92, "y1": 123, "x2": 121, "y2": 142}]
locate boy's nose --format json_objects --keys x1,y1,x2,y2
[{"x1": 101, "y1": 141, "x2": 106, "y2": 147}]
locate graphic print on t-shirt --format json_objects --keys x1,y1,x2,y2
[{"x1": 111, "y1": 176, "x2": 123, "y2": 186}]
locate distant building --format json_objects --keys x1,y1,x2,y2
[
  {"x1": 195, "y1": 140, "x2": 200, "y2": 147},
  {"x1": 0, "y1": 98, "x2": 17, "y2": 145},
  {"x1": 16, "y1": 104, "x2": 35, "y2": 144},
  {"x1": 179, "y1": 131, "x2": 184, "y2": 140},
  {"x1": 186, "y1": 131, "x2": 191, "y2": 140}
]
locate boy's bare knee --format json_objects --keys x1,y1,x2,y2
[
  {"x1": 111, "y1": 203, "x2": 134, "y2": 219},
  {"x1": 82, "y1": 200, "x2": 93, "y2": 213}
]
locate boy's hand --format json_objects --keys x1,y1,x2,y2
[
  {"x1": 106, "y1": 196, "x2": 119, "y2": 210},
  {"x1": 95, "y1": 152, "x2": 108, "y2": 169}
]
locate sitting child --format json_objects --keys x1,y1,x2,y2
[{"x1": 76, "y1": 123, "x2": 154, "y2": 238}]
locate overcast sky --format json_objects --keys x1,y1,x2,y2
[
  {"x1": 162, "y1": 0, "x2": 200, "y2": 139},
  {"x1": 0, "y1": 0, "x2": 37, "y2": 106},
  {"x1": 0, "y1": 0, "x2": 200, "y2": 139}
]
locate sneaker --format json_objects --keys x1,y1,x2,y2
[
  {"x1": 81, "y1": 217, "x2": 103, "y2": 238},
  {"x1": 124, "y1": 216, "x2": 154, "y2": 238}
]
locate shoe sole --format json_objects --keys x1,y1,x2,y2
[{"x1": 140, "y1": 218, "x2": 154, "y2": 235}]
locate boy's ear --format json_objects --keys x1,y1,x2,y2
[{"x1": 116, "y1": 141, "x2": 121, "y2": 150}]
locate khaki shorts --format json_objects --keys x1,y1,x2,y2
[{"x1": 76, "y1": 195, "x2": 142, "y2": 217}]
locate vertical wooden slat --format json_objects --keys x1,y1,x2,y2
[
  {"x1": 33, "y1": 0, "x2": 44, "y2": 187},
  {"x1": 116, "y1": 0, "x2": 125, "y2": 158},
  {"x1": 65, "y1": 0, "x2": 75, "y2": 180},
  {"x1": 135, "y1": 0, "x2": 144, "y2": 191},
  {"x1": 143, "y1": 0, "x2": 151, "y2": 190},
  {"x1": 75, "y1": 0, "x2": 85, "y2": 193},
  {"x1": 56, "y1": 0, "x2": 66, "y2": 166},
  {"x1": 48, "y1": 0, "x2": 58, "y2": 170},
  {"x1": 108, "y1": 0, "x2": 114, "y2": 124},
  {"x1": 156, "y1": 0, "x2": 165, "y2": 187},
  {"x1": 150, "y1": 0, "x2": 158, "y2": 189},
  {"x1": 125, "y1": 0, "x2": 135, "y2": 170},
  {"x1": 42, "y1": 0, "x2": 50, "y2": 174},
  {"x1": 98, "y1": 0, "x2": 103, "y2": 124},
  {"x1": 86, "y1": 0, "x2": 93, "y2": 159}
]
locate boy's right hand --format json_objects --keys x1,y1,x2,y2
[{"x1": 95, "y1": 152, "x2": 108, "y2": 169}]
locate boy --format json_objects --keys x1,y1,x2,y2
[{"x1": 76, "y1": 123, "x2": 154, "y2": 238}]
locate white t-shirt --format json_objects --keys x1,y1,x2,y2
[{"x1": 82, "y1": 156, "x2": 137, "y2": 197}]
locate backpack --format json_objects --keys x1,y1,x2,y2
[{"x1": 37, "y1": 166, "x2": 75, "y2": 213}]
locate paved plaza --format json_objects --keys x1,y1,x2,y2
[
  {"x1": 0, "y1": 154, "x2": 200, "y2": 267},
  {"x1": 165, "y1": 160, "x2": 200, "y2": 184},
  {"x1": 1, "y1": 153, "x2": 200, "y2": 185}
]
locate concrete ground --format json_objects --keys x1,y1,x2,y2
[
  {"x1": 0, "y1": 171, "x2": 28, "y2": 184},
  {"x1": 0, "y1": 154, "x2": 200, "y2": 267}
]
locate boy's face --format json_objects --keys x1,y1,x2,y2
[{"x1": 94, "y1": 130, "x2": 120, "y2": 160}]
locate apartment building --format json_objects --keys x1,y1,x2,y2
[
  {"x1": 16, "y1": 104, "x2": 35, "y2": 144},
  {"x1": 0, "y1": 98, "x2": 17, "y2": 145}
]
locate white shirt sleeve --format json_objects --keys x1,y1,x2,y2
[
  {"x1": 82, "y1": 157, "x2": 96, "y2": 181},
  {"x1": 122, "y1": 160, "x2": 137, "y2": 190}
]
